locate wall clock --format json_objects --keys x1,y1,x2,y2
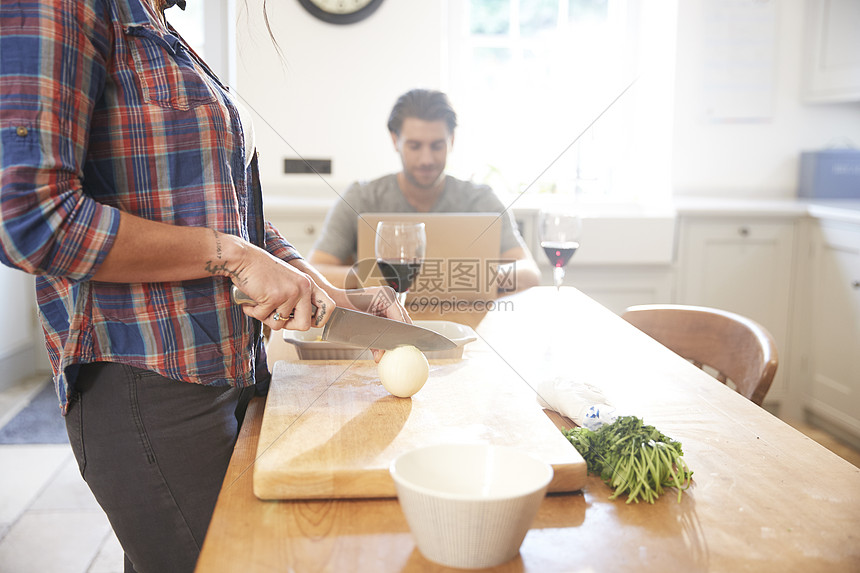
[{"x1": 297, "y1": 0, "x2": 384, "y2": 25}]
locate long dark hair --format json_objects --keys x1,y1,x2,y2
[
  {"x1": 236, "y1": 0, "x2": 284, "y2": 64},
  {"x1": 261, "y1": 0, "x2": 284, "y2": 60}
]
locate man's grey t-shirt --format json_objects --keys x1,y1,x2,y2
[{"x1": 312, "y1": 174, "x2": 528, "y2": 262}]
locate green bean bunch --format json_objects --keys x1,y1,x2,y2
[{"x1": 563, "y1": 416, "x2": 693, "y2": 504}]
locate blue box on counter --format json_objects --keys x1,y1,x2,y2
[{"x1": 799, "y1": 149, "x2": 860, "y2": 199}]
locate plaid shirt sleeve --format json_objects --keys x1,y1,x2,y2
[
  {"x1": 265, "y1": 220, "x2": 303, "y2": 261},
  {"x1": 0, "y1": 0, "x2": 285, "y2": 410},
  {"x1": 0, "y1": 0, "x2": 121, "y2": 281}
]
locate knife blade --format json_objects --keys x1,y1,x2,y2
[{"x1": 231, "y1": 286, "x2": 457, "y2": 352}]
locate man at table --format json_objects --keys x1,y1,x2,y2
[{"x1": 308, "y1": 88, "x2": 540, "y2": 294}]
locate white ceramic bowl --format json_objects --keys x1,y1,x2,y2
[
  {"x1": 282, "y1": 320, "x2": 477, "y2": 360},
  {"x1": 389, "y1": 443, "x2": 553, "y2": 569}
]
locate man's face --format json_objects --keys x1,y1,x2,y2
[{"x1": 391, "y1": 118, "x2": 453, "y2": 190}]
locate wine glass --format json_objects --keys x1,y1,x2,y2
[
  {"x1": 374, "y1": 222, "x2": 426, "y2": 304},
  {"x1": 539, "y1": 207, "x2": 582, "y2": 290}
]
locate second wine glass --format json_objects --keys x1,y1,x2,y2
[
  {"x1": 374, "y1": 221, "x2": 426, "y2": 304},
  {"x1": 539, "y1": 208, "x2": 582, "y2": 290}
]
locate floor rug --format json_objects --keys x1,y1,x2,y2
[{"x1": 0, "y1": 379, "x2": 68, "y2": 444}]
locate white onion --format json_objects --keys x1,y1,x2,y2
[{"x1": 378, "y1": 345, "x2": 429, "y2": 397}]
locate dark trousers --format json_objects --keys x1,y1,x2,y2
[{"x1": 65, "y1": 362, "x2": 253, "y2": 573}]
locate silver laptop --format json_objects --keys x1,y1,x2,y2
[{"x1": 355, "y1": 212, "x2": 504, "y2": 304}]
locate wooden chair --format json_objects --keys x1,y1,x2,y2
[{"x1": 621, "y1": 304, "x2": 778, "y2": 406}]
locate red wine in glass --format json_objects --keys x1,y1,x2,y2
[
  {"x1": 374, "y1": 221, "x2": 426, "y2": 304},
  {"x1": 376, "y1": 259, "x2": 422, "y2": 293},
  {"x1": 539, "y1": 209, "x2": 582, "y2": 289},
  {"x1": 541, "y1": 241, "x2": 580, "y2": 268}
]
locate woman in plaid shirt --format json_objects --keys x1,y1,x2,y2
[{"x1": 0, "y1": 0, "x2": 408, "y2": 570}]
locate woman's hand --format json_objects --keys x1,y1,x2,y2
[
  {"x1": 226, "y1": 241, "x2": 336, "y2": 332},
  {"x1": 342, "y1": 285, "x2": 412, "y2": 323},
  {"x1": 273, "y1": 258, "x2": 414, "y2": 363},
  {"x1": 337, "y1": 285, "x2": 412, "y2": 362},
  {"x1": 287, "y1": 259, "x2": 412, "y2": 325}
]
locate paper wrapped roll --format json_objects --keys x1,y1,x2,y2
[{"x1": 536, "y1": 377, "x2": 617, "y2": 430}]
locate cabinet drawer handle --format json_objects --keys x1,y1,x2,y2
[
  {"x1": 738, "y1": 226, "x2": 750, "y2": 237},
  {"x1": 304, "y1": 225, "x2": 316, "y2": 235},
  {"x1": 853, "y1": 281, "x2": 860, "y2": 290}
]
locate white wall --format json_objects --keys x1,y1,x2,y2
[
  {"x1": 672, "y1": 0, "x2": 860, "y2": 198},
  {"x1": 236, "y1": 0, "x2": 860, "y2": 201},
  {"x1": 236, "y1": 0, "x2": 447, "y2": 199}
]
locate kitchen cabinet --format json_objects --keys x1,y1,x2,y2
[
  {"x1": 0, "y1": 269, "x2": 45, "y2": 388},
  {"x1": 269, "y1": 215, "x2": 325, "y2": 257},
  {"x1": 264, "y1": 198, "x2": 330, "y2": 257},
  {"x1": 802, "y1": 0, "x2": 860, "y2": 103},
  {"x1": 804, "y1": 219, "x2": 860, "y2": 445},
  {"x1": 676, "y1": 216, "x2": 797, "y2": 409}
]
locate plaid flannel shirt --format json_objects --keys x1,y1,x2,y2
[{"x1": 0, "y1": 0, "x2": 300, "y2": 412}]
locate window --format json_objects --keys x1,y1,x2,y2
[
  {"x1": 165, "y1": 0, "x2": 235, "y2": 85},
  {"x1": 447, "y1": 0, "x2": 676, "y2": 203}
]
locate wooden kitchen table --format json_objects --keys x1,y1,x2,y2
[{"x1": 196, "y1": 287, "x2": 860, "y2": 572}]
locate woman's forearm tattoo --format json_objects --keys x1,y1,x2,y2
[
  {"x1": 204, "y1": 260, "x2": 245, "y2": 284},
  {"x1": 212, "y1": 229, "x2": 223, "y2": 260},
  {"x1": 205, "y1": 230, "x2": 246, "y2": 284}
]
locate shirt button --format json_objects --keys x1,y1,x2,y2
[{"x1": 16, "y1": 126, "x2": 28, "y2": 137}]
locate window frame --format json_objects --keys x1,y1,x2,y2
[
  {"x1": 445, "y1": 0, "x2": 676, "y2": 204},
  {"x1": 167, "y1": 0, "x2": 236, "y2": 85}
]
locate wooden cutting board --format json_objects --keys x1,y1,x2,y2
[{"x1": 253, "y1": 351, "x2": 587, "y2": 500}]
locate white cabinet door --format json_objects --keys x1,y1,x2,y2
[
  {"x1": 806, "y1": 221, "x2": 860, "y2": 441},
  {"x1": 271, "y1": 216, "x2": 326, "y2": 258},
  {"x1": 265, "y1": 202, "x2": 329, "y2": 258},
  {"x1": 676, "y1": 218, "x2": 797, "y2": 407},
  {"x1": 802, "y1": 0, "x2": 860, "y2": 102},
  {"x1": 550, "y1": 266, "x2": 675, "y2": 316}
]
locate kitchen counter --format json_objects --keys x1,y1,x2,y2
[
  {"x1": 804, "y1": 200, "x2": 860, "y2": 224},
  {"x1": 673, "y1": 196, "x2": 860, "y2": 223},
  {"x1": 196, "y1": 287, "x2": 860, "y2": 572},
  {"x1": 262, "y1": 192, "x2": 860, "y2": 233}
]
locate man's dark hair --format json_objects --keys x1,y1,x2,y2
[{"x1": 387, "y1": 89, "x2": 458, "y2": 137}]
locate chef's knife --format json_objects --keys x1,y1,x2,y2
[{"x1": 231, "y1": 286, "x2": 457, "y2": 352}]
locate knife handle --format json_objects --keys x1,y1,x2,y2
[
  {"x1": 231, "y1": 286, "x2": 256, "y2": 306},
  {"x1": 231, "y1": 286, "x2": 317, "y2": 319}
]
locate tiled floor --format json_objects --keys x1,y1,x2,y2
[
  {"x1": 1, "y1": 374, "x2": 859, "y2": 573},
  {"x1": 0, "y1": 375, "x2": 123, "y2": 573}
]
